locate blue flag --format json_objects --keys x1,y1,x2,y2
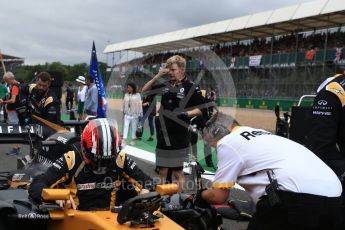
[{"x1": 89, "y1": 41, "x2": 107, "y2": 118}]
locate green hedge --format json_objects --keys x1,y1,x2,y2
[{"x1": 217, "y1": 97, "x2": 313, "y2": 111}]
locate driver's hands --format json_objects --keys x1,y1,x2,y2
[
  {"x1": 139, "y1": 189, "x2": 150, "y2": 195},
  {"x1": 56, "y1": 195, "x2": 77, "y2": 210}
]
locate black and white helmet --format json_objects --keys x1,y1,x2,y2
[{"x1": 81, "y1": 118, "x2": 121, "y2": 170}]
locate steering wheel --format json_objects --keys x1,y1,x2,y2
[{"x1": 117, "y1": 192, "x2": 163, "y2": 227}]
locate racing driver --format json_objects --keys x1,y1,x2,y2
[{"x1": 29, "y1": 118, "x2": 155, "y2": 211}]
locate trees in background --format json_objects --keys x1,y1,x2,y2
[{"x1": 12, "y1": 62, "x2": 107, "y2": 84}]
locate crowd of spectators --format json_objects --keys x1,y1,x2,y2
[
  {"x1": 119, "y1": 29, "x2": 345, "y2": 68},
  {"x1": 109, "y1": 29, "x2": 345, "y2": 100}
]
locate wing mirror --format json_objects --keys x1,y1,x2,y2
[
  {"x1": 42, "y1": 189, "x2": 70, "y2": 201},
  {"x1": 156, "y1": 184, "x2": 178, "y2": 196}
]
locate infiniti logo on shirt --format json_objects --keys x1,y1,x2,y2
[{"x1": 317, "y1": 100, "x2": 327, "y2": 105}]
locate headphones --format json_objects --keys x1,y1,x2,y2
[{"x1": 204, "y1": 109, "x2": 233, "y2": 138}]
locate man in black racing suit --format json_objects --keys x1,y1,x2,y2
[
  {"x1": 29, "y1": 118, "x2": 154, "y2": 210},
  {"x1": 306, "y1": 67, "x2": 345, "y2": 225}
]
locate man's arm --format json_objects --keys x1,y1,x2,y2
[
  {"x1": 91, "y1": 87, "x2": 98, "y2": 107},
  {"x1": 118, "y1": 152, "x2": 155, "y2": 192},
  {"x1": 306, "y1": 91, "x2": 341, "y2": 165},
  {"x1": 202, "y1": 188, "x2": 230, "y2": 204},
  {"x1": 45, "y1": 101, "x2": 60, "y2": 123},
  {"x1": 186, "y1": 108, "x2": 202, "y2": 117},
  {"x1": 29, "y1": 156, "x2": 69, "y2": 203},
  {"x1": 0, "y1": 85, "x2": 18, "y2": 104},
  {"x1": 142, "y1": 68, "x2": 169, "y2": 94},
  {"x1": 183, "y1": 84, "x2": 206, "y2": 119},
  {"x1": 197, "y1": 144, "x2": 242, "y2": 205}
]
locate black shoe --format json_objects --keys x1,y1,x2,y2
[{"x1": 147, "y1": 137, "x2": 154, "y2": 141}]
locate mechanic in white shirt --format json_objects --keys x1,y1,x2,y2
[{"x1": 198, "y1": 112, "x2": 342, "y2": 230}]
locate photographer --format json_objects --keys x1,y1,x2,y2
[
  {"x1": 17, "y1": 72, "x2": 60, "y2": 124},
  {"x1": 199, "y1": 112, "x2": 342, "y2": 229}
]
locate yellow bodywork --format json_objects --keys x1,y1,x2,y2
[
  {"x1": 42, "y1": 188, "x2": 183, "y2": 230},
  {"x1": 156, "y1": 184, "x2": 178, "y2": 196},
  {"x1": 42, "y1": 189, "x2": 71, "y2": 201},
  {"x1": 47, "y1": 209, "x2": 183, "y2": 230}
]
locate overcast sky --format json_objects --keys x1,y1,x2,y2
[{"x1": 0, "y1": 0, "x2": 313, "y2": 65}]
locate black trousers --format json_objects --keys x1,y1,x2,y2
[
  {"x1": 66, "y1": 98, "x2": 73, "y2": 110},
  {"x1": 248, "y1": 191, "x2": 342, "y2": 230}
]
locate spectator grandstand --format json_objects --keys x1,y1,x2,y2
[
  {"x1": 0, "y1": 52, "x2": 24, "y2": 76},
  {"x1": 104, "y1": 0, "x2": 345, "y2": 110}
]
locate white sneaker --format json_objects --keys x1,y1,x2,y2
[{"x1": 130, "y1": 140, "x2": 135, "y2": 145}]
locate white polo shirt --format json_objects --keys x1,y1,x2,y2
[{"x1": 212, "y1": 126, "x2": 342, "y2": 204}]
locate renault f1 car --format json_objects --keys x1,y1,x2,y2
[
  {"x1": 0, "y1": 183, "x2": 222, "y2": 229},
  {"x1": 0, "y1": 116, "x2": 224, "y2": 229},
  {"x1": 0, "y1": 185, "x2": 181, "y2": 229}
]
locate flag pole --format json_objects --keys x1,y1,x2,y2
[{"x1": 0, "y1": 50, "x2": 6, "y2": 73}]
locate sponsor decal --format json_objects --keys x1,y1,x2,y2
[
  {"x1": 313, "y1": 111, "x2": 332, "y2": 116},
  {"x1": 77, "y1": 179, "x2": 117, "y2": 190},
  {"x1": 77, "y1": 183, "x2": 96, "y2": 190},
  {"x1": 18, "y1": 213, "x2": 49, "y2": 220},
  {"x1": 317, "y1": 100, "x2": 328, "y2": 106},
  {"x1": 177, "y1": 87, "x2": 185, "y2": 99},
  {"x1": 57, "y1": 136, "x2": 68, "y2": 144},
  {"x1": 240, "y1": 130, "x2": 272, "y2": 141},
  {"x1": 313, "y1": 106, "x2": 332, "y2": 110}
]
